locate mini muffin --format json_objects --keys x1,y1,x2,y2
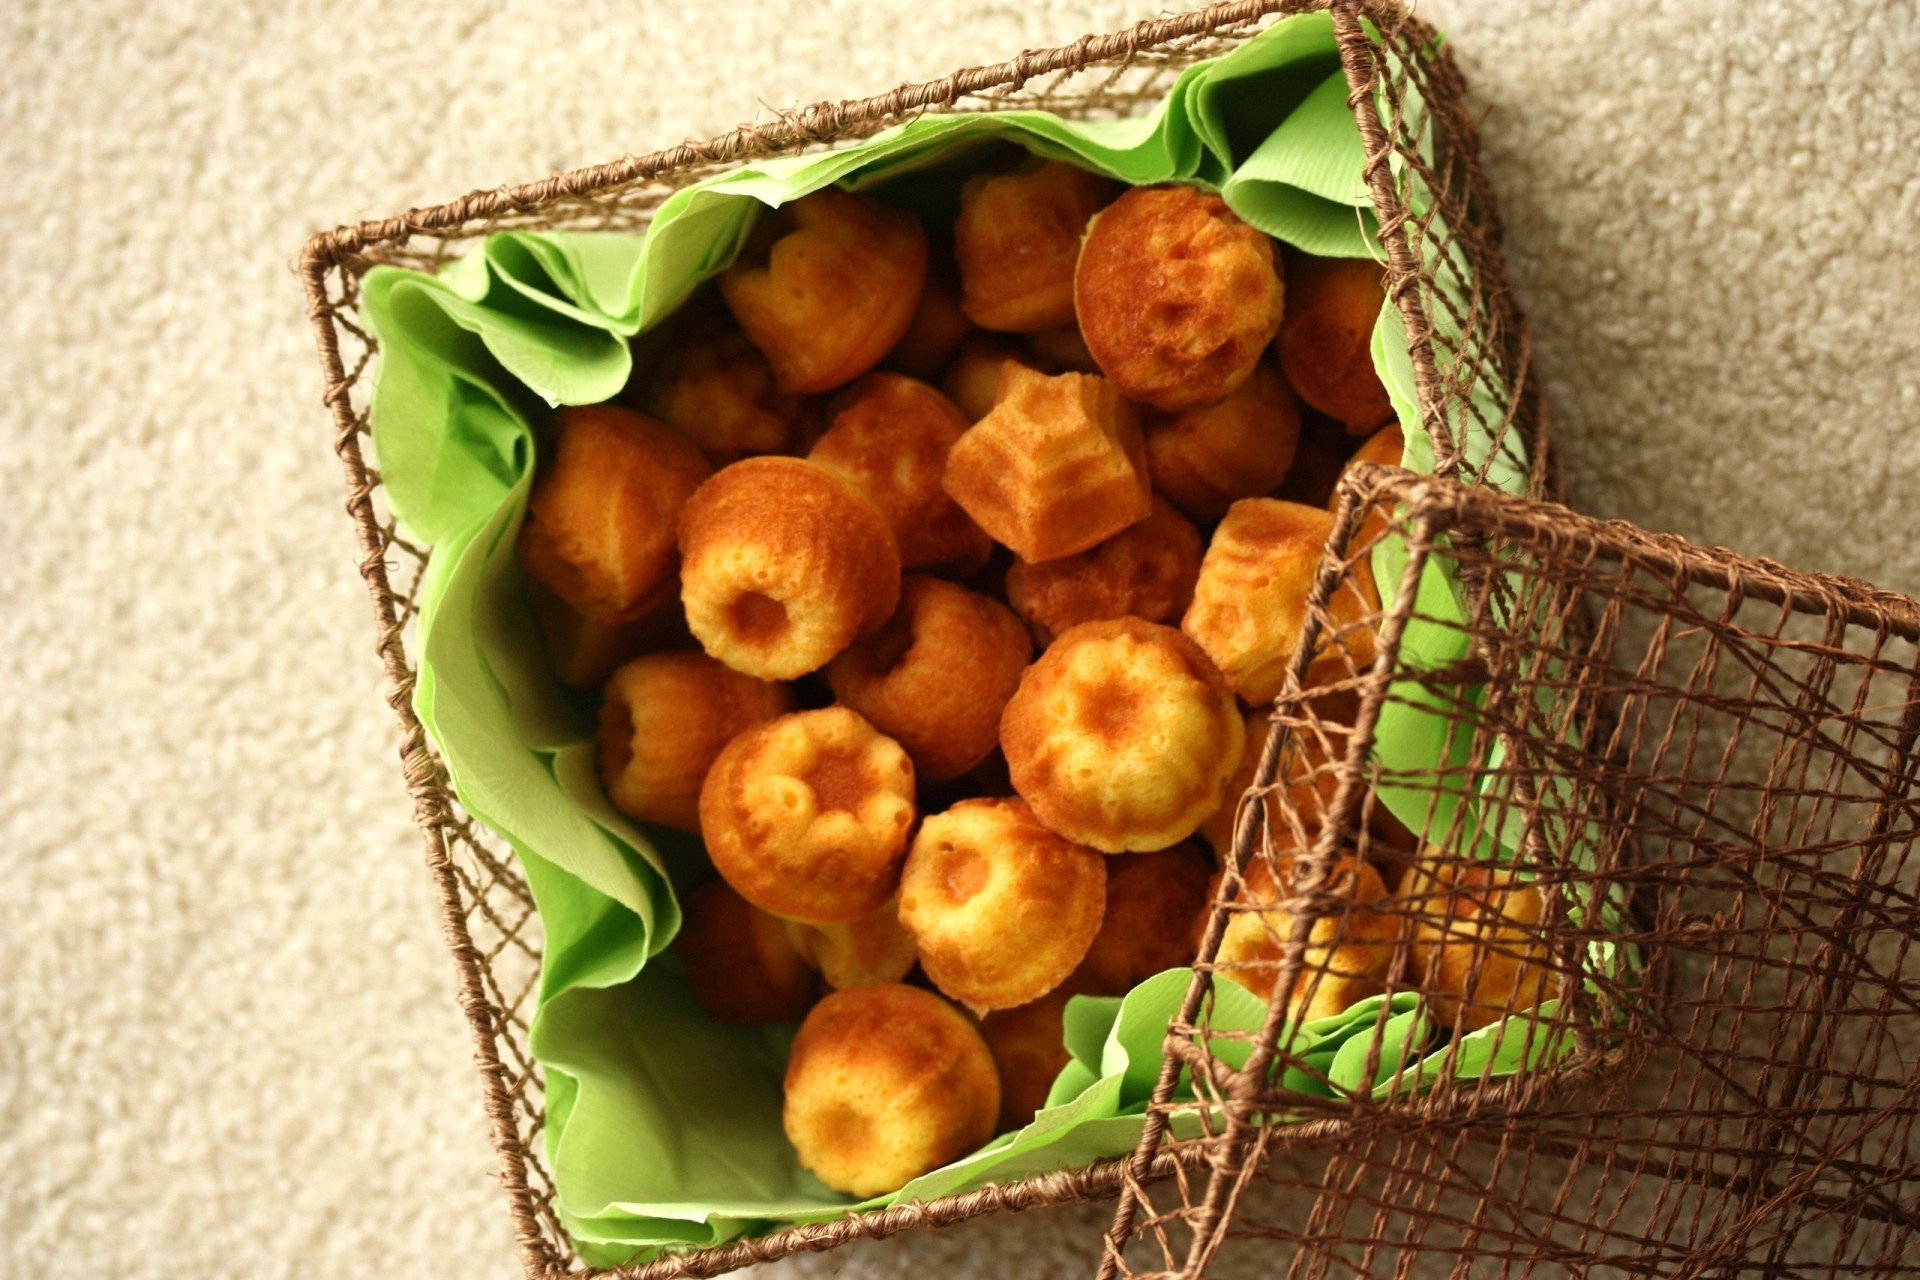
[
  {"x1": 518, "y1": 405, "x2": 712, "y2": 623},
  {"x1": 1003, "y1": 496, "x2": 1203, "y2": 647},
  {"x1": 808, "y1": 374, "x2": 993, "y2": 572},
  {"x1": 675, "y1": 878, "x2": 818, "y2": 1025},
  {"x1": 528, "y1": 580, "x2": 690, "y2": 691},
  {"x1": 1072, "y1": 842, "x2": 1215, "y2": 995},
  {"x1": 784, "y1": 984, "x2": 1000, "y2": 1196},
  {"x1": 596, "y1": 651, "x2": 792, "y2": 832},
  {"x1": 1181, "y1": 498, "x2": 1380, "y2": 704},
  {"x1": 977, "y1": 988, "x2": 1076, "y2": 1130},
  {"x1": 784, "y1": 898, "x2": 919, "y2": 990},
  {"x1": 898, "y1": 797, "x2": 1107, "y2": 1012},
  {"x1": 1022, "y1": 326, "x2": 1101, "y2": 374},
  {"x1": 940, "y1": 334, "x2": 1042, "y2": 423},
  {"x1": 643, "y1": 325, "x2": 801, "y2": 460},
  {"x1": 1273, "y1": 411, "x2": 1358, "y2": 508},
  {"x1": 1075, "y1": 185, "x2": 1285, "y2": 411},
  {"x1": 942, "y1": 366, "x2": 1152, "y2": 564},
  {"x1": 1330, "y1": 421, "x2": 1406, "y2": 552},
  {"x1": 699, "y1": 707, "x2": 916, "y2": 924},
  {"x1": 1215, "y1": 853, "x2": 1403, "y2": 1024},
  {"x1": 1195, "y1": 693, "x2": 1360, "y2": 858},
  {"x1": 1274, "y1": 252, "x2": 1393, "y2": 433},
  {"x1": 955, "y1": 159, "x2": 1114, "y2": 332},
  {"x1": 1001, "y1": 618, "x2": 1244, "y2": 853},
  {"x1": 884, "y1": 253, "x2": 973, "y2": 382},
  {"x1": 1143, "y1": 362, "x2": 1301, "y2": 523},
  {"x1": 825, "y1": 576, "x2": 1033, "y2": 781},
  {"x1": 678, "y1": 457, "x2": 901, "y2": 679},
  {"x1": 1405, "y1": 854, "x2": 1555, "y2": 1031},
  {"x1": 719, "y1": 188, "x2": 929, "y2": 394}
]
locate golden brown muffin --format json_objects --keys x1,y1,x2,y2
[
  {"x1": 1003, "y1": 496, "x2": 1202, "y2": 647},
  {"x1": 1215, "y1": 853, "x2": 1404, "y2": 1024},
  {"x1": 699, "y1": 707, "x2": 916, "y2": 924},
  {"x1": 783, "y1": 983, "x2": 1000, "y2": 1195},
  {"x1": 719, "y1": 188, "x2": 928, "y2": 394},
  {"x1": 1195, "y1": 692, "x2": 1361, "y2": 858},
  {"x1": 898, "y1": 797, "x2": 1107, "y2": 1013},
  {"x1": 1181, "y1": 498, "x2": 1380, "y2": 704},
  {"x1": 678, "y1": 457, "x2": 901, "y2": 679},
  {"x1": 643, "y1": 325, "x2": 801, "y2": 460},
  {"x1": 784, "y1": 898, "x2": 919, "y2": 990},
  {"x1": 1329, "y1": 421, "x2": 1406, "y2": 553},
  {"x1": 1273, "y1": 410, "x2": 1358, "y2": 508},
  {"x1": 675, "y1": 878, "x2": 819, "y2": 1025},
  {"x1": 825, "y1": 576, "x2": 1033, "y2": 782},
  {"x1": 883, "y1": 253, "x2": 974, "y2": 382},
  {"x1": 1000, "y1": 618, "x2": 1244, "y2": 853},
  {"x1": 528, "y1": 579, "x2": 691, "y2": 691},
  {"x1": 596, "y1": 650, "x2": 792, "y2": 832},
  {"x1": 1143, "y1": 362, "x2": 1302, "y2": 523},
  {"x1": 955, "y1": 160, "x2": 1114, "y2": 332},
  {"x1": 1022, "y1": 326, "x2": 1102, "y2": 374},
  {"x1": 939, "y1": 334, "x2": 1042, "y2": 423},
  {"x1": 1404, "y1": 853, "x2": 1555, "y2": 1031},
  {"x1": 807, "y1": 374, "x2": 994, "y2": 573},
  {"x1": 1075, "y1": 185, "x2": 1285, "y2": 411},
  {"x1": 1071, "y1": 842, "x2": 1214, "y2": 995},
  {"x1": 976, "y1": 987, "x2": 1076, "y2": 1130},
  {"x1": 1274, "y1": 252, "x2": 1393, "y2": 433},
  {"x1": 517, "y1": 405, "x2": 712, "y2": 623},
  {"x1": 942, "y1": 365, "x2": 1152, "y2": 564}
]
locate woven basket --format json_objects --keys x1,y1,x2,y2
[{"x1": 300, "y1": 2, "x2": 1551, "y2": 1275}]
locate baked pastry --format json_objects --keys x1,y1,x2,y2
[
  {"x1": 677, "y1": 457, "x2": 901, "y2": 679},
  {"x1": 784, "y1": 898, "x2": 919, "y2": 990},
  {"x1": 699, "y1": 707, "x2": 916, "y2": 924},
  {"x1": 825, "y1": 576, "x2": 1033, "y2": 782},
  {"x1": 884, "y1": 253, "x2": 973, "y2": 382},
  {"x1": 1215, "y1": 853, "x2": 1403, "y2": 1023},
  {"x1": 517, "y1": 405, "x2": 712, "y2": 623},
  {"x1": 1195, "y1": 692, "x2": 1360, "y2": 858},
  {"x1": 1075, "y1": 185, "x2": 1285, "y2": 411},
  {"x1": 1181, "y1": 498, "x2": 1380, "y2": 704},
  {"x1": 643, "y1": 324, "x2": 801, "y2": 460},
  {"x1": 528, "y1": 579, "x2": 690, "y2": 691},
  {"x1": 1404, "y1": 853, "x2": 1555, "y2": 1031},
  {"x1": 1274, "y1": 252, "x2": 1393, "y2": 433},
  {"x1": 1071, "y1": 841, "x2": 1215, "y2": 995},
  {"x1": 955, "y1": 159, "x2": 1114, "y2": 332},
  {"x1": 675, "y1": 878, "x2": 818, "y2": 1025},
  {"x1": 1003, "y1": 495, "x2": 1202, "y2": 647},
  {"x1": 1022, "y1": 326, "x2": 1101, "y2": 374},
  {"x1": 939, "y1": 334, "x2": 1042, "y2": 423},
  {"x1": 596, "y1": 650, "x2": 792, "y2": 832},
  {"x1": 719, "y1": 188, "x2": 928, "y2": 394},
  {"x1": 976, "y1": 988, "x2": 1075, "y2": 1130},
  {"x1": 1273, "y1": 411, "x2": 1358, "y2": 508},
  {"x1": 783, "y1": 984, "x2": 999, "y2": 1196},
  {"x1": 942, "y1": 366, "x2": 1151, "y2": 563},
  {"x1": 807, "y1": 374, "x2": 994, "y2": 573},
  {"x1": 1143, "y1": 361, "x2": 1301, "y2": 523},
  {"x1": 898, "y1": 797, "x2": 1107, "y2": 1012},
  {"x1": 1000, "y1": 618, "x2": 1244, "y2": 852},
  {"x1": 1330, "y1": 422, "x2": 1406, "y2": 551}
]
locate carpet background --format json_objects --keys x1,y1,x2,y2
[{"x1": 4, "y1": 1, "x2": 1916, "y2": 1276}]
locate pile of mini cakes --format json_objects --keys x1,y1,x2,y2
[{"x1": 516, "y1": 159, "x2": 1554, "y2": 1198}]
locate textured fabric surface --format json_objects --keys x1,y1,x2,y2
[{"x1": 3, "y1": 1, "x2": 1916, "y2": 1277}]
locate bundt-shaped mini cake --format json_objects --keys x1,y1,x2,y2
[
  {"x1": 527, "y1": 579, "x2": 690, "y2": 691},
  {"x1": 897, "y1": 797, "x2": 1107, "y2": 1013},
  {"x1": 1274, "y1": 251, "x2": 1393, "y2": 433},
  {"x1": 596, "y1": 650, "x2": 792, "y2": 833},
  {"x1": 517, "y1": 405, "x2": 712, "y2": 624},
  {"x1": 1404, "y1": 853, "x2": 1556, "y2": 1031},
  {"x1": 883, "y1": 252, "x2": 973, "y2": 382},
  {"x1": 719, "y1": 188, "x2": 928, "y2": 395},
  {"x1": 1195, "y1": 693, "x2": 1361, "y2": 859},
  {"x1": 783, "y1": 898, "x2": 919, "y2": 991},
  {"x1": 1331, "y1": 421, "x2": 1407, "y2": 553},
  {"x1": 1144, "y1": 361, "x2": 1302, "y2": 523},
  {"x1": 1000, "y1": 618, "x2": 1243, "y2": 853},
  {"x1": 807, "y1": 374, "x2": 994, "y2": 573},
  {"x1": 1075, "y1": 185, "x2": 1285, "y2": 411},
  {"x1": 643, "y1": 324, "x2": 801, "y2": 460},
  {"x1": 1022, "y1": 325, "x2": 1101, "y2": 374},
  {"x1": 678, "y1": 457, "x2": 901, "y2": 680},
  {"x1": 942, "y1": 365, "x2": 1151, "y2": 564},
  {"x1": 1215, "y1": 852, "x2": 1404, "y2": 1024},
  {"x1": 939, "y1": 333, "x2": 1040, "y2": 423},
  {"x1": 1003, "y1": 495, "x2": 1202, "y2": 647},
  {"x1": 976, "y1": 987, "x2": 1076, "y2": 1130},
  {"x1": 1071, "y1": 841, "x2": 1215, "y2": 995},
  {"x1": 1181, "y1": 498, "x2": 1380, "y2": 704},
  {"x1": 699, "y1": 707, "x2": 916, "y2": 924},
  {"x1": 674, "y1": 878, "x2": 819, "y2": 1025},
  {"x1": 783, "y1": 984, "x2": 1000, "y2": 1196},
  {"x1": 825, "y1": 576, "x2": 1033, "y2": 782},
  {"x1": 955, "y1": 159, "x2": 1114, "y2": 333}
]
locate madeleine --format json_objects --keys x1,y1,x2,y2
[
  {"x1": 517, "y1": 405, "x2": 711, "y2": 624},
  {"x1": 1144, "y1": 362, "x2": 1301, "y2": 522},
  {"x1": 1275, "y1": 252, "x2": 1393, "y2": 433},
  {"x1": 1072, "y1": 842, "x2": 1215, "y2": 995},
  {"x1": 1215, "y1": 853, "x2": 1404, "y2": 1024},
  {"x1": 675, "y1": 879, "x2": 818, "y2": 1025},
  {"x1": 719, "y1": 188, "x2": 928, "y2": 394},
  {"x1": 643, "y1": 325, "x2": 800, "y2": 460},
  {"x1": 1405, "y1": 853, "x2": 1556, "y2": 1031},
  {"x1": 1001, "y1": 618, "x2": 1243, "y2": 853},
  {"x1": 1075, "y1": 185, "x2": 1284, "y2": 411},
  {"x1": 784, "y1": 984, "x2": 999, "y2": 1196},
  {"x1": 1003, "y1": 496, "x2": 1202, "y2": 647},
  {"x1": 955, "y1": 159, "x2": 1114, "y2": 332}
]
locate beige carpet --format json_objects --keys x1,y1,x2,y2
[{"x1": 4, "y1": 1, "x2": 1916, "y2": 1276}]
